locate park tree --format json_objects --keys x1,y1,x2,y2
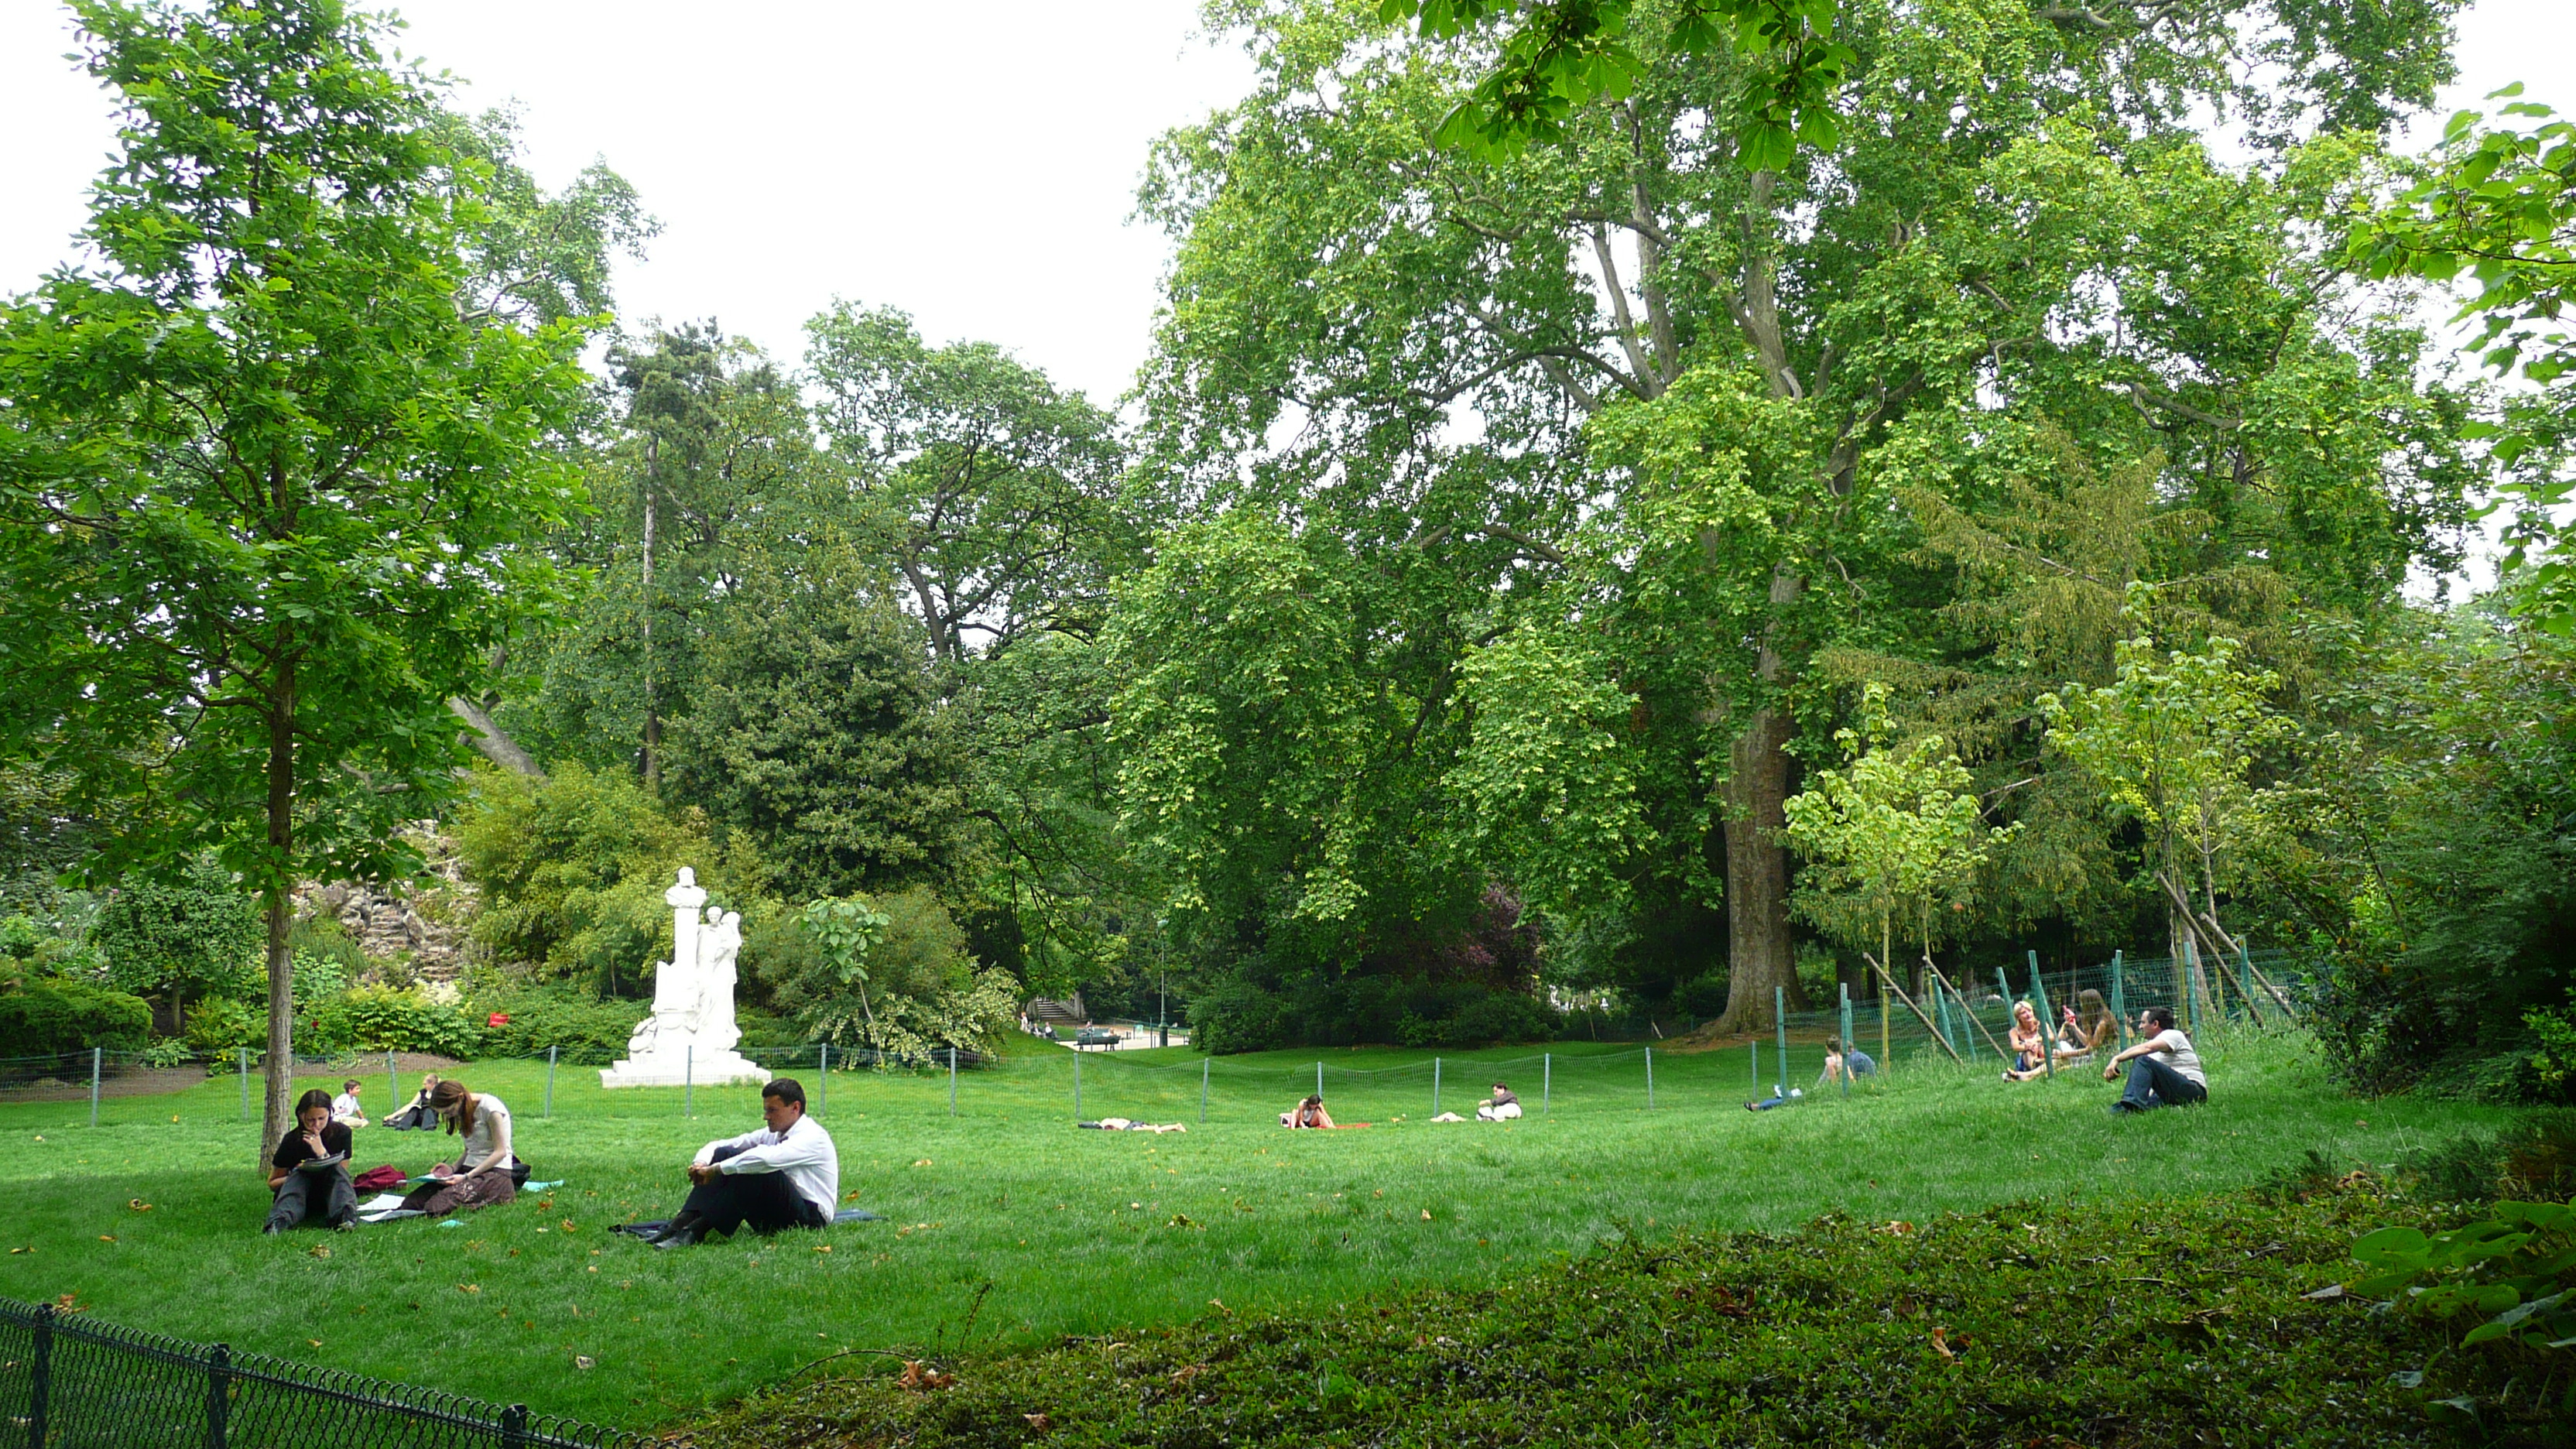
[
  {"x1": 1132, "y1": 0, "x2": 2475, "y2": 1029},
  {"x1": 1782, "y1": 683, "x2": 2018, "y2": 1054},
  {"x1": 0, "y1": 0, "x2": 598, "y2": 1150},
  {"x1": 2040, "y1": 597, "x2": 2297, "y2": 1019}
]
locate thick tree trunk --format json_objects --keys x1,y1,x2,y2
[
  {"x1": 260, "y1": 664, "x2": 296, "y2": 1163},
  {"x1": 1714, "y1": 704, "x2": 1803, "y2": 1033}
]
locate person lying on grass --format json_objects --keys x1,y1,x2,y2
[
  {"x1": 330, "y1": 1078, "x2": 368, "y2": 1128},
  {"x1": 1078, "y1": 1118, "x2": 1187, "y2": 1132},
  {"x1": 2103, "y1": 1005, "x2": 2207, "y2": 1112},
  {"x1": 395, "y1": 1078, "x2": 517, "y2": 1215},
  {"x1": 1281, "y1": 1094, "x2": 1334, "y2": 1129},
  {"x1": 2004, "y1": 1001, "x2": 2046, "y2": 1079},
  {"x1": 1821, "y1": 1036, "x2": 1876, "y2": 1085},
  {"x1": 265, "y1": 1088, "x2": 357, "y2": 1235},
  {"x1": 1476, "y1": 1083, "x2": 1522, "y2": 1121},
  {"x1": 640, "y1": 1077, "x2": 840, "y2": 1249}
]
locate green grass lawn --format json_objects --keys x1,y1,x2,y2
[{"x1": 0, "y1": 1031, "x2": 2514, "y2": 1430}]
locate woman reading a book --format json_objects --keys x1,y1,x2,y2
[
  {"x1": 265, "y1": 1088, "x2": 358, "y2": 1234},
  {"x1": 396, "y1": 1077, "x2": 518, "y2": 1215}
]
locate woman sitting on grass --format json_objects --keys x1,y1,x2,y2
[
  {"x1": 1280, "y1": 1094, "x2": 1334, "y2": 1129},
  {"x1": 2005, "y1": 991, "x2": 2120, "y2": 1081},
  {"x1": 265, "y1": 1088, "x2": 356, "y2": 1234},
  {"x1": 2003, "y1": 1001, "x2": 2045, "y2": 1079},
  {"x1": 396, "y1": 1078, "x2": 517, "y2": 1215}
]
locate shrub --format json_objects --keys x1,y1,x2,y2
[
  {"x1": 467, "y1": 984, "x2": 647, "y2": 1065},
  {"x1": 312, "y1": 985, "x2": 485, "y2": 1058},
  {"x1": 1191, "y1": 977, "x2": 1559, "y2": 1053},
  {"x1": 766, "y1": 889, "x2": 1015, "y2": 1060},
  {"x1": 91, "y1": 856, "x2": 261, "y2": 1018},
  {"x1": 0, "y1": 980, "x2": 152, "y2": 1057},
  {"x1": 1188, "y1": 979, "x2": 1289, "y2": 1054},
  {"x1": 181, "y1": 995, "x2": 262, "y2": 1056}
]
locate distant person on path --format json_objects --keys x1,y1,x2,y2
[
  {"x1": 330, "y1": 1079, "x2": 368, "y2": 1127},
  {"x1": 1475, "y1": 1082, "x2": 1523, "y2": 1121},
  {"x1": 384, "y1": 1073, "x2": 440, "y2": 1130},
  {"x1": 1821, "y1": 1036, "x2": 1876, "y2": 1084},
  {"x1": 1281, "y1": 1094, "x2": 1335, "y2": 1129},
  {"x1": 265, "y1": 1088, "x2": 357, "y2": 1234},
  {"x1": 2004, "y1": 1001, "x2": 2045, "y2": 1078},
  {"x1": 641, "y1": 1078, "x2": 839, "y2": 1249},
  {"x1": 396, "y1": 1078, "x2": 517, "y2": 1214},
  {"x1": 2103, "y1": 1006, "x2": 2207, "y2": 1112}
]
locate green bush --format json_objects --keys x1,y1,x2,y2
[
  {"x1": 311, "y1": 985, "x2": 484, "y2": 1057},
  {"x1": 0, "y1": 979, "x2": 152, "y2": 1057},
  {"x1": 181, "y1": 995, "x2": 262, "y2": 1055},
  {"x1": 92, "y1": 856, "x2": 262, "y2": 1016},
  {"x1": 467, "y1": 984, "x2": 646, "y2": 1064},
  {"x1": 1192, "y1": 977, "x2": 1560, "y2": 1053}
]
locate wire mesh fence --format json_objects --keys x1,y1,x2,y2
[
  {"x1": 0, "y1": 949, "x2": 2311, "y2": 1130},
  {"x1": 0, "y1": 1297, "x2": 638, "y2": 1449}
]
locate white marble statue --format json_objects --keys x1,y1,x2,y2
[{"x1": 600, "y1": 869, "x2": 769, "y2": 1089}]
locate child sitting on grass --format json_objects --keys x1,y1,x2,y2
[{"x1": 330, "y1": 1078, "x2": 368, "y2": 1127}]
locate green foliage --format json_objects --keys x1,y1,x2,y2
[
  {"x1": 668, "y1": 562, "x2": 980, "y2": 900},
  {"x1": 180, "y1": 995, "x2": 263, "y2": 1057},
  {"x1": 2348, "y1": 85, "x2": 2576, "y2": 632},
  {"x1": 776, "y1": 888, "x2": 1007, "y2": 1060},
  {"x1": 0, "y1": 978, "x2": 152, "y2": 1057},
  {"x1": 309, "y1": 985, "x2": 481, "y2": 1058},
  {"x1": 468, "y1": 982, "x2": 649, "y2": 1064},
  {"x1": 454, "y1": 762, "x2": 772, "y2": 996},
  {"x1": 1188, "y1": 977, "x2": 1559, "y2": 1054},
  {"x1": 2346, "y1": 1201, "x2": 2576, "y2": 1372},
  {"x1": 91, "y1": 858, "x2": 262, "y2": 1013}
]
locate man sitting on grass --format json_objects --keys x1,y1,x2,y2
[
  {"x1": 1475, "y1": 1082, "x2": 1523, "y2": 1121},
  {"x1": 639, "y1": 1078, "x2": 839, "y2": 1249},
  {"x1": 2102, "y1": 1005, "x2": 2206, "y2": 1112}
]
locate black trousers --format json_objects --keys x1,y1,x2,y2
[
  {"x1": 680, "y1": 1145, "x2": 828, "y2": 1238},
  {"x1": 269, "y1": 1166, "x2": 356, "y2": 1230}
]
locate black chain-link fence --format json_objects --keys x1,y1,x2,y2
[{"x1": 0, "y1": 1299, "x2": 639, "y2": 1449}]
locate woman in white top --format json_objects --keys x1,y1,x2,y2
[
  {"x1": 2103, "y1": 1005, "x2": 2207, "y2": 1112},
  {"x1": 396, "y1": 1077, "x2": 518, "y2": 1214}
]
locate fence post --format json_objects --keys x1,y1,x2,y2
[
  {"x1": 204, "y1": 1341, "x2": 229, "y2": 1449},
  {"x1": 544, "y1": 1046, "x2": 557, "y2": 1121},
  {"x1": 1317, "y1": 1060, "x2": 1325, "y2": 1103},
  {"x1": 1839, "y1": 983, "x2": 1853, "y2": 1098},
  {"x1": 1430, "y1": 1057, "x2": 1439, "y2": 1117},
  {"x1": 1751, "y1": 1039, "x2": 1759, "y2": 1100},
  {"x1": 1773, "y1": 987, "x2": 1786, "y2": 1098},
  {"x1": 238, "y1": 1047, "x2": 249, "y2": 1122},
  {"x1": 1073, "y1": 1051, "x2": 1081, "y2": 1121},
  {"x1": 948, "y1": 1049, "x2": 957, "y2": 1116},
  {"x1": 29, "y1": 1301, "x2": 53, "y2": 1449},
  {"x1": 1543, "y1": 1053, "x2": 1550, "y2": 1113},
  {"x1": 2029, "y1": 951, "x2": 2054, "y2": 1080},
  {"x1": 1880, "y1": 988, "x2": 1890, "y2": 1070},
  {"x1": 818, "y1": 1043, "x2": 828, "y2": 1115},
  {"x1": 1644, "y1": 1046, "x2": 1653, "y2": 1110},
  {"x1": 500, "y1": 1403, "x2": 529, "y2": 1448},
  {"x1": 2110, "y1": 951, "x2": 2126, "y2": 1045},
  {"x1": 1200, "y1": 1058, "x2": 1208, "y2": 1125},
  {"x1": 385, "y1": 1051, "x2": 397, "y2": 1126},
  {"x1": 683, "y1": 1045, "x2": 694, "y2": 1118},
  {"x1": 89, "y1": 1046, "x2": 101, "y2": 1129}
]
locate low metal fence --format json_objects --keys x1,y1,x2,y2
[{"x1": 0, "y1": 1298, "x2": 637, "y2": 1449}]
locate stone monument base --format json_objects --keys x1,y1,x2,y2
[{"x1": 599, "y1": 1051, "x2": 770, "y2": 1090}]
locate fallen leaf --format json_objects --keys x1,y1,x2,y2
[
  {"x1": 127, "y1": 1200, "x2": 152, "y2": 1212},
  {"x1": 812, "y1": 1244, "x2": 833, "y2": 1253},
  {"x1": 574, "y1": 1355, "x2": 594, "y2": 1370},
  {"x1": 1023, "y1": 1412, "x2": 1052, "y2": 1430},
  {"x1": 560, "y1": 1219, "x2": 577, "y2": 1233},
  {"x1": 912, "y1": 1159, "x2": 931, "y2": 1167},
  {"x1": 460, "y1": 1283, "x2": 480, "y2": 1294},
  {"x1": 308, "y1": 1245, "x2": 331, "y2": 1260},
  {"x1": 1208, "y1": 1298, "x2": 1230, "y2": 1316},
  {"x1": 97, "y1": 1235, "x2": 115, "y2": 1244},
  {"x1": 1874, "y1": 1221, "x2": 1914, "y2": 1236},
  {"x1": 2303, "y1": 1283, "x2": 2347, "y2": 1301},
  {"x1": 1420, "y1": 1210, "x2": 1432, "y2": 1221},
  {"x1": 307, "y1": 1339, "x2": 323, "y2": 1348},
  {"x1": 1930, "y1": 1326, "x2": 1971, "y2": 1359}
]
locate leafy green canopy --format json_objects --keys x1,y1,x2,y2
[{"x1": 0, "y1": 0, "x2": 600, "y2": 1146}]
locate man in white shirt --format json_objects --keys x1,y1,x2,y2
[
  {"x1": 645, "y1": 1078, "x2": 840, "y2": 1249},
  {"x1": 2102, "y1": 1005, "x2": 2207, "y2": 1112}
]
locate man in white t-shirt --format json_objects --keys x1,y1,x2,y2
[
  {"x1": 642, "y1": 1078, "x2": 840, "y2": 1249},
  {"x1": 2102, "y1": 1005, "x2": 2207, "y2": 1112}
]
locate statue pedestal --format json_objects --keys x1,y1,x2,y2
[{"x1": 598, "y1": 1045, "x2": 769, "y2": 1090}]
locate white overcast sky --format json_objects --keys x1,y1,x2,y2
[{"x1": 1, "y1": 0, "x2": 2570, "y2": 411}]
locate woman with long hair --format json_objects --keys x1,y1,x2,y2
[
  {"x1": 396, "y1": 1077, "x2": 518, "y2": 1215},
  {"x1": 265, "y1": 1088, "x2": 357, "y2": 1233}
]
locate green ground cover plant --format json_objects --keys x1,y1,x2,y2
[{"x1": 0, "y1": 1033, "x2": 2518, "y2": 1430}]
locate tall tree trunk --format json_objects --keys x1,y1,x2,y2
[
  {"x1": 260, "y1": 659, "x2": 296, "y2": 1163},
  {"x1": 1714, "y1": 703, "x2": 1801, "y2": 1032}
]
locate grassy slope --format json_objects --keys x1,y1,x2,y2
[
  {"x1": 689, "y1": 1184, "x2": 2563, "y2": 1448},
  {"x1": 0, "y1": 1033, "x2": 2513, "y2": 1429}
]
